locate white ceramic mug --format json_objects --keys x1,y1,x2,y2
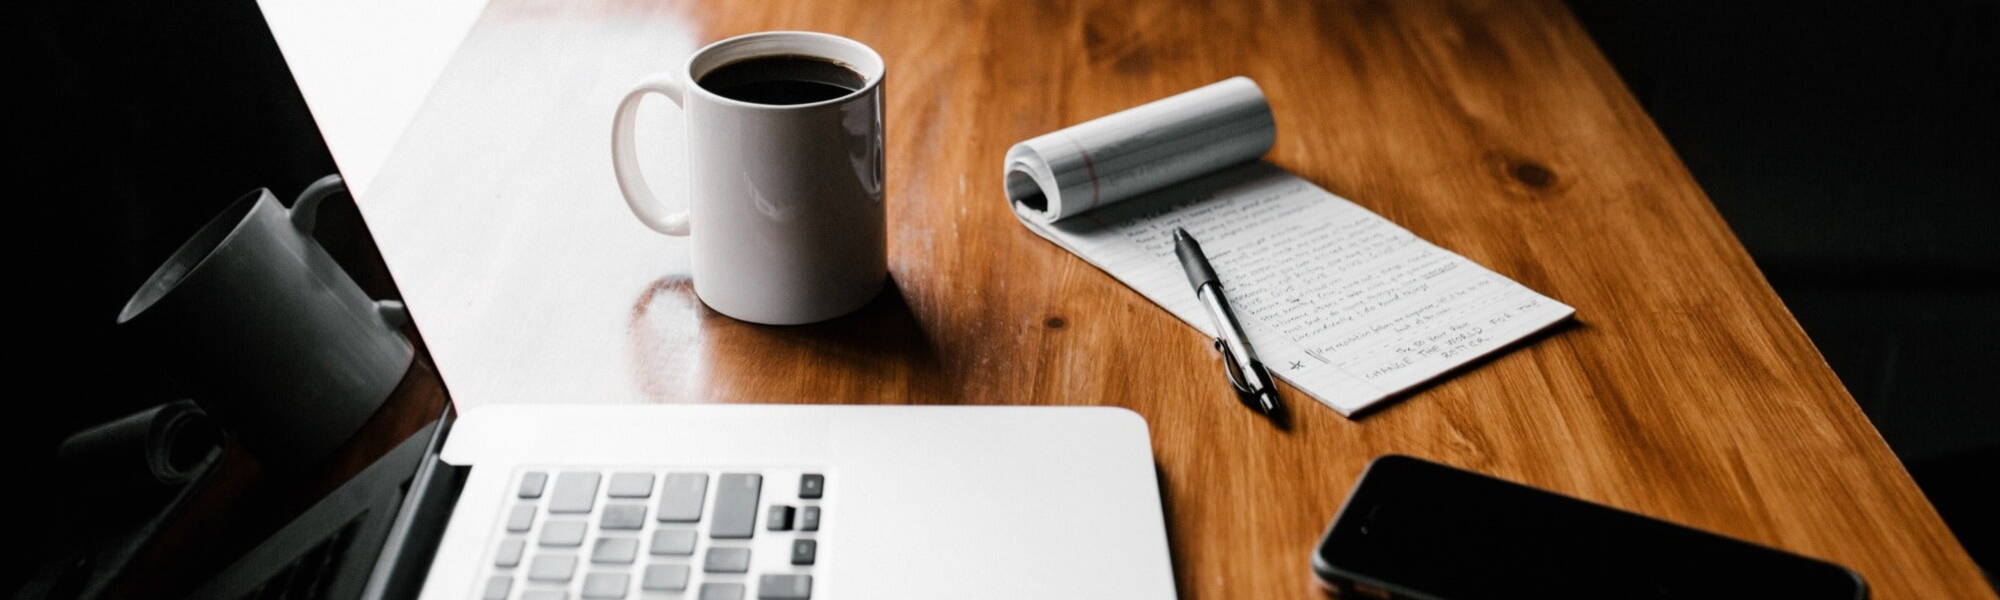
[
  {"x1": 611, "y1": 31, "x2": 887, "y2": 325},
  {"x1": 118, "y1": 175, "x2": 413, "y2": 465}
]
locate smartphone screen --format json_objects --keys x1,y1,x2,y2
[{"x1": 1313, "y1": 455, "x2": 1866, "y2": 599}]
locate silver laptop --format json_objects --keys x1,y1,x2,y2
[
  {"x1": 417, "y1": 404, "x2": 1173, "y2": 600},
  {"x1": 201, "y1": 403, "x2": 1176, "y2": 600}
]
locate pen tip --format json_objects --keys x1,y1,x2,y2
[{"x1": 1173, "y1": 228, "x2": 1190, "y2": 242}]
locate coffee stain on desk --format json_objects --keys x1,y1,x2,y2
[{"x1": 627, "y1": 275, "x2": 705, "y2": 402}]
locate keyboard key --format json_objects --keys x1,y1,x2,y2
[
  {"x1": 641, "y1": 564, "x2": 690, "y2": 591},
  {"x1": 758, "y1": 574, "x2": 813, "y2": 599},
  {"x1": 495, "y1": 537, "x2": 526, "y2": 567},
  {"x1": 540, "y1": 520, "x2": 587, "y2": 547},
  {"x1": 766, "y1": 505, "x2": 795, "y2": 531},
  {"x1": 790, "y1": 539, "x2": 816, "y2": 566},
  {"x1": 799, "y1": 506, "x2": 820, "y2": 532},
  {"x1": 582, "y1": 572, "x2": 629, "y2": 599},
  {"x1": 608, "y1": 472, "x2": 655, "y2": 498},
  {"x1": 549, "y1": 472, "x2": 601, "y2": 514},
  {"x1": 704, "y1": 547, "x2": 751, "y2": 573},
  {"x1": 482, "y1": 575, "x2": 512, "y2": 600},
  {"x1": 601, "y1": 504, "x2": 647, "y2": 530},
  {"x1": 528, "y1": 554, "x2": 577, "y2": 582},
  {"x1": 650, "y1": 529, "x2": 698, "y2": 556},
  {"x1": 658, "y1": 473, "x2": 709, "y2": 522},
  {"x1": 798, "y1": 474, "x2": 824, "y2": 499},
  {"x1": 711, "y1": 474, "x2": 762, "y2": 538},
  {"x1": 522, "y1": 591, "x2": 566, "y2": 600},
  {"x1": 592, "y1": 537, "x2": 639, "y2": 564},
  {"x1": 700, "y1": 583, "x2": 746, "y2": 600},
  {"x1": 519, "y1": 472, "x2": 549, "y2": 498},
  {"x1": 507, "y1": 503, "x2": 537, "y2": 532}
]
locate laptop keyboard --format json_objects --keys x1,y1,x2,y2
[{"x1": 482, "y1": 468, "x2": 826, "y2": 599}]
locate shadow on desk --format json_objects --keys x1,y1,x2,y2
[{"x1": 629, "y1": 276, "x2": 951, "y2": 403}]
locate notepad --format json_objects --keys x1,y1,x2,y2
[{"x1": 1003, "y1": 78, "x2": 1574, "y2": 416}]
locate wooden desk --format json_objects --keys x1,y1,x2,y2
[{"x1": 358, "y1": 0, "x2": 1992, "y2": 597}]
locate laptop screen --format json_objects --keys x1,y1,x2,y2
[{"x1": 22, "y1": 0, "x2": 453, "y2": 597}]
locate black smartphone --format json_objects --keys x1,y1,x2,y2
[{"x1": 1312, "y1": 455, "x2": 1866, "y2": 599}]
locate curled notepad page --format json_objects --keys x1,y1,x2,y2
[
  {"x1": 1000, "y1": 77, "x2": 1575, "y2": 416},
  {"x1": 1004, "y1": 77, "x2": 1277, "y2": 224}
]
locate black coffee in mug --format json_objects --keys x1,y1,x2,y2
[{"x1": 698, "y1": 55, "x2": 865, "y2": 105}]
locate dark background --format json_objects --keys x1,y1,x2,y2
[
  {"x1": 12, "y1": 0, "x2": 1998, "y2": 595},
  {"x1": 1569, "y1": 0, "x2": 2000, "y2": 577},
  {"x1": 17, "y1": 0, "x2": 390, "y2": 594}
]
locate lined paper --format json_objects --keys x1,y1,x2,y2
[{"x1": 1018, "y1": 162, "x2": 1574, "y2": 415}]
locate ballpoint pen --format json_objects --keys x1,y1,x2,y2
[{"x1": 1172, "y1": 228, "x2": 1284, "y2": 419}]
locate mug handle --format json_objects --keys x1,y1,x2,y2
[
  {"x1": 610, "y1": 73, "x2": 692, "y2": 236},
  {"x1": 288, "y1": 173, "x2": 413, "y2": 329},
  {"x1": 290, "y1": 173, "x2": 345, "y2": 235}
]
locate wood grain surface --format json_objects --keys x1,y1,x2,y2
[{"x1": 358, "y1": 0, "x2": 1992, "y2": 597}]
